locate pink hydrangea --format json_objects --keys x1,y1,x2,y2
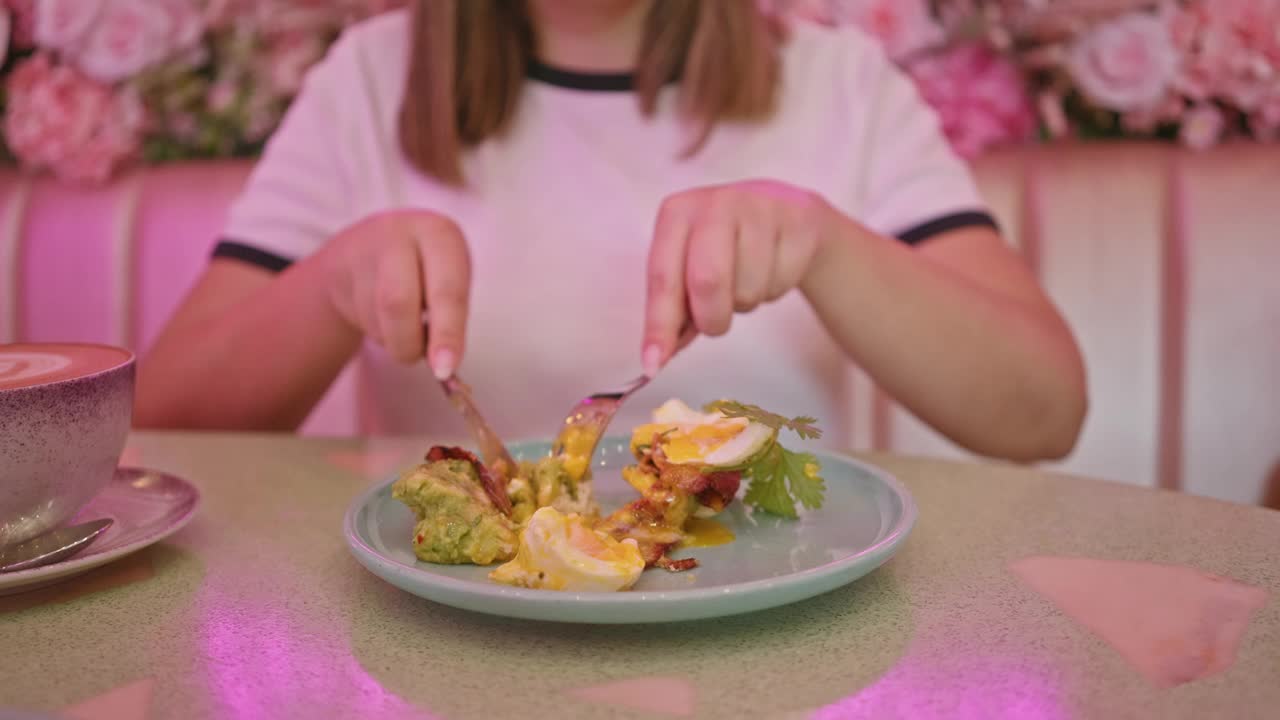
[
  {"x1": 1067, "y1": 12, "x2": 1179, "y2": 112},
  {"x1": 907, "y1": 43, "x2": 1038, "y2": 159},
  {"x1": 1171, "y1": 0, "x2": 1280, "y2": 110},
  {"x1": 3, "y1": 54, "x2": 146, "y2": 183}
]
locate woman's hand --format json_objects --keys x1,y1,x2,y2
[
  {"x1": 320, "y1": 209, "x2": 471, "y2": 378},
  {"x1": 641, "y1": 179, "x2": 837, "y2": 375}
]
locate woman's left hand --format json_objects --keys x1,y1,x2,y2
[{"x1": 641, "y1": 179, "x2": 839, "y2": 376}]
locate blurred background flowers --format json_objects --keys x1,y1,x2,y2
[{"x1": 1, "y1": 0, "x2": 1277, "y2": 184}]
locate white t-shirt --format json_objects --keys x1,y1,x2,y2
[{"x1": 213, "y1": 10, "x2": 995, "y2": 447}]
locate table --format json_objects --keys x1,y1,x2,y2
[{"x1": 2, "y1": 432, "x2": 1277, "y2": 719}]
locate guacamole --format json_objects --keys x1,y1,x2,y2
[
  {"x1": 508, "y1": 455, "x2": 598, "y2": 525},
  {"x1": 392, "y1": 458, "x2": 518, "y2": 565}
]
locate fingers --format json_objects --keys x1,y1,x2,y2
[
  {"x1": 416, "y1": 217, "x2": 471, "y2": 380},
  {"x1": 684, "y1": 212, "x2": 735, "y2": 338},
  {"x1": 642, "y1": 196, "x2": 694, "y2": 377},
  {"x1": 373, "y1": 238, "x2": 426, "y2": 363},
  {"x1": 733, "y1": 216, "x2": 772, "y2": 312}
]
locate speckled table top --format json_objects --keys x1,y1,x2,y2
[{"x1": 2, "y1": 432, "x2": 1277, "y2": 720}]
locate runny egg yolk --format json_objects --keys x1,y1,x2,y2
[
  {"x1": 631, "y1": 419, "x2": 750, "y2": 464},
  {"x1": 489, "y1": 507, "x2": 644, "y2": 592},
  {"x1": 557, "y1": 425, "x2": 595, "y2": 481}
]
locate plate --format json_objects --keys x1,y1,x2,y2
[
  {"x1": 0, "y1": 467, "x2": 200, "y2": 596},
  {"x1": 344, "y1": 437, "x2": 916, "y2": 623}
]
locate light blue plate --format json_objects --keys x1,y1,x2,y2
[{"x1": 343, "y1": 437, "x2": 916, "y2": 624}]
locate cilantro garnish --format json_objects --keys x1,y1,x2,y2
[
  {"x1": 704, "y1": 400, "x2": 827, "y2": 517},
  {"x1": 704, "y1": 400, "x2": 823, "y2": 440}
]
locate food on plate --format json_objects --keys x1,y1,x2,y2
[
  {"x1": 489, "y1": 507, "x2": 645, "y2": 591},
  {"x1": 507, "y1": 454, "x2": 598, "y2": 525},
  {"x1": 391, "y1": 447, "x2": 519, "y2": 565},
  {"x1": 391, "y1": 398, "x2": 826, "y2": 591}
]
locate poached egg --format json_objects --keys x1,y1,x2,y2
[
  {"x1": 489, "y1": 507, "x2": 645, "y2": 592},
  {"x1": 630, "y1": 399, "x2": 774, "y2": 468}
]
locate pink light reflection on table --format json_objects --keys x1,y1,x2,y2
[
  {"x1": 811, "y1": 650, "x2": 1069, "y2": 720},
  {"x1": 196, "y1": 587, "x2": 437, "y2": 720}
]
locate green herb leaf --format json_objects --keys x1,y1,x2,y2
[
  {"x1": 741, "y1": 444, "x2": 826, "y2": 518},
  {"x1": 704, "y1": 400, "x2": 823, "y2": 440}
]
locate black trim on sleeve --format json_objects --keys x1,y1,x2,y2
[
  {"x1": 896, "y1": 211, "x2": 1000, "y2": 246},
  {"x1": 211, "y1": 240, "x2": 294, "y2": 273}
]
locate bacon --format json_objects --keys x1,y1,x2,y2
[
  {"x1": 695, "y1": 471, "x2": 741, "y2": 513},
  {"x1": 423, "y1": 445, "x2": 513, "y2": 516},
  {"x1": 655, "y1": 556, "x2": 698, "y2": 572}
]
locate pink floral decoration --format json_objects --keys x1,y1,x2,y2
[
  {"x1": 1066, "y1": 12, "x2": 1179, "y2": 111},
  {"x1": 833, "y1": 0, "x2": 944, "y2": 61},
  {"x1": 3, "y1": 0, "x2": 35, "y2": 48},
  {"x1": 1179, "y1": 104, "x2": 1226, "y2": 149},
  {"x1": 36, "y1": 0, "x2": 205, "y2": 83},
  {"x1": 906, "y1": 42, "x2": 1038, "y2": 159},
  {"x1": 3, "y1": 54, "x2": 145, "y2": 183}
]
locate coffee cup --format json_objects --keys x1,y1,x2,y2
[{"x1": 1, "y1": 343, "x2": 135, "y2": 546}]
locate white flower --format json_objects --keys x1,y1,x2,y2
[{"x1": 1067, "y1": 12, "x2": 1179, "y2": 112}]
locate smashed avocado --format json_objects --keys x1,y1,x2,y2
[
  {"x1": 508, "y1": 455, "x2": 598, "y2": 524},
  {"x1": 392, "y1": 458, "x2": 518, "y2": 565}
]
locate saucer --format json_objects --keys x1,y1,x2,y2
[{"x1": 0, "y1": 467, "x2": 200, "y2": 596}]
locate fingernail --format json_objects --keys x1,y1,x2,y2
[
  {"x1": 431, "y1": 349, "x2": 456, "y2": 380},
  {"x1": 642, "y1": 344, "x2": 663, "y2": 378}
]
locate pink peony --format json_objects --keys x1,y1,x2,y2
[
  {"x1": 3, "y1": 54, "x2": 145, "y2": 183},
  {"x1": 907, "y1": 43, "x2": 1038, "y2": 159},
  {"x1": 67, "y1": 0, "x2": 204, "y2": 83},
  {"x1": 1172, "y1": 0, "x2": 1280, "y2": 110},
  {"x1": 1179, "y1": 104, "x2": 1225, "y2": 150},
  {"x1": 830, "y1": 0, "x2": 944, "y2": 61},
  {"x1": 1067, "y1": 12, "x2": 1179, "y2": 112}
]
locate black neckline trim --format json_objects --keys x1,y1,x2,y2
[{"x1": 526, "y1": 59, "x2": 636, "y2": 92}]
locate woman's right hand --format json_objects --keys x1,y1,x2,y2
[{"x1": 319, "y1": 209, "x2": 471, "y2": 378}]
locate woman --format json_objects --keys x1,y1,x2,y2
[{"x1": 136, "y1": 0, "x2": 1087, "y2": 462}]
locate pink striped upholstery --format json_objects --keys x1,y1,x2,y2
[{"x1": 2, "y1": 143, "x2": 1277, "y2": 505}]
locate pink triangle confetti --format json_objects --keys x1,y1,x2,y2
[
  {"x1": 62, "y1": 678, "x2": 154, "y2": 720},
  {"x1": 1010, "y1": 556, "x2": 1269, "y2": 688},
  {"x1": 567, "y1": 676, "x2": 697, "y2": 717}
]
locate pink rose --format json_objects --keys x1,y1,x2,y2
[
  {"x1": 3, "y1": 54, "x2": 145, "y2": 183},
  {"x1": 830, "y1": 0, "x2": 944, "y2": 61},
  {"x1": 31, "y1": 0, "x2": 103, "y2": 52},
  {"x1": 1179, "y1": 104, "x2": 1225, "y2": 150},
  {"x1": 69, "y1": 0, "x2": 205, "y2": 83},
  {"x1": 1067, "y1": 12, "x2": 1178, "y2": 111},
  {"x1": 907, "y1": 43, "x2": 1037, "y2": 159}
]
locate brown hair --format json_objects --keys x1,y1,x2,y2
[{"x1": 398, "y1": 0, "x2": 784, "y2": 185}]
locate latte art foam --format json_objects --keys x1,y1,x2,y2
[
  {"x1": 0, "y1": 344, "x2": 132, "y2": 390},
  {"x1": 0, "y1": 353, "x2": 73, "y2": 384}
]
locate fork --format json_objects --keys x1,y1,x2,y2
[
  {"x1": 550, "y1": 374, "x2": 652, "y2": 463},
  {"x1": 550, "y1": 324, "x2": 697, "y2": 463}
]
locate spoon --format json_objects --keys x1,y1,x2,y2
[{"x1": 0, "y1": 518, "x2": 113, "y2": 573}]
